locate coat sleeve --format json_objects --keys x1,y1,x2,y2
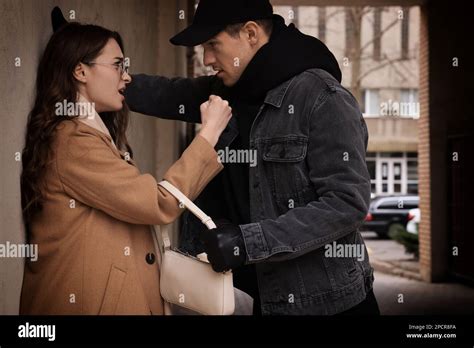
[
  {"x1": 124, "y1": 74, "x2": 225, "y2": 123},
  {"x1": 55, "y1": 124, "x2": 223, "y2": 225},
  {"x1": 239, "y1": 87, "x2": 371, "y2": 263}
]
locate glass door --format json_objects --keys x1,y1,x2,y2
[{"x1": 377, "y1": 159, "x2": 406, "y2": 195}]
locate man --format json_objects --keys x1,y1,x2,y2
[{"x1": 95, "y1": 0, "x2": 379, "y2": 315}]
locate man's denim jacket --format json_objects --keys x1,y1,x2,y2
[{"x1": 125, "y1": 68, "x2": 375, "y2": 314}]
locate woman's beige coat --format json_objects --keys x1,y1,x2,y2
[{"x1": 20, "y1": 119, "x2": 223, "y2": 315}]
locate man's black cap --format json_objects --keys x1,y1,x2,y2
[{"x1": 170, "y1": 0, "x2": 273, "y2": 47}]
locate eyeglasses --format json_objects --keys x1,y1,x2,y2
[{"x1": 84, "y1": 60, "x2": 129, "y2": 77}]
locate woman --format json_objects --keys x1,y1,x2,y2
[{"x1": 20, "y1": 22, "x2": 231, "y2": 315}]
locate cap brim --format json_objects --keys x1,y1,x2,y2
[{"x1": 170, "y1": 24, "x2": 225, "y2": 46}]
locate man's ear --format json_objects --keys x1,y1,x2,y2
[
  {"x1": 73, "y1": 63, "x2": 87, "y2": 83},
  {"x1": 242, "y1": 21, "x2": 261, "y2": 46}
]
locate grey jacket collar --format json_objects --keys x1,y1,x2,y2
[
  {"x1": 263, "y1": 76, "x2": 296, "y2": 108},
  {"x1": 216, "y1": 75, "x2": 297, "y2": 149}
]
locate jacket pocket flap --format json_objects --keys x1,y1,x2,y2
[{"x1": 262, "y1": 137, "x2": 308, "y2": 162}]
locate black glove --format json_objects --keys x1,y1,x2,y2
[{"x1": 200, "y1": 222, "x2": 247, "y2": 273}]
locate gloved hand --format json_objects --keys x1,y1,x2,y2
[{"x1": 200, "y1": 221, "x2": 247, "y2": 273}]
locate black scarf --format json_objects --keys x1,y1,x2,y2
[
  {"x1": 229, "y1": 14, "x2": 342, "y2": 103},
  {"x1": 226, "y1": 14, "x2": 342, "y2": 149}
]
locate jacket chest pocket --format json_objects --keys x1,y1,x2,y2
[
  {"x1": 262, "y1": 137, "x2": 307, "y2": 163},
  {"x1": 261, "y1": 136, "x2": 310, "y2": 209}
]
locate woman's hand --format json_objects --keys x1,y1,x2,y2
[{"x1": 199, "y1": 95, "x2": 232, "y2": 147}]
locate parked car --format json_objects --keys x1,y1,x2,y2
[
  {"x1": 406, "y1": 208, "x2": 420, "y2": 234},
  {"x1": 362, "y1": 195, "x2": 419, "y2": 238}
]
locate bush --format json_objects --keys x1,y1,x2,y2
[{"x1": 388, "y1": 223, "x2": 419, "y2": 258}]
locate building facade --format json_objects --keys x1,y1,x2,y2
[{"x1": 273, "y1": 5, "x2": 420, "y2": 197}]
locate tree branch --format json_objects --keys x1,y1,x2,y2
[
  {"x1": 360, "y1": 17, "x2": 400, "y2": 53},
  {"x1": 362, "y1": 6, "x2": 374, "y2": 17},
  {"x1": 357, "y1": 54, "x2": 404, "y2": 82},
  {"x1": 325, "y1": 8, "x2": 345, "y2": 22}
]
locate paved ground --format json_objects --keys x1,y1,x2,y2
[
  {"x1": 373, "y1": 271, "x2": 474, "y2": 315},
  {"x1": 362, "y1": 231, "x2": 413, "y2": 261},
  {"x1": 363, "y1": 230, "x2": 474, "y2": 315},
  {"x1": 362, "y1": 231, "x2": 421, "y2": 280}
]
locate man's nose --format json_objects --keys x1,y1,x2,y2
[{"x1": 203, "y1": 48, "x2": 215, "y2": 66}]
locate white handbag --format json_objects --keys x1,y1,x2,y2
[{"x1": 153, "y1": 180, "x2": 235, "y2": 315}]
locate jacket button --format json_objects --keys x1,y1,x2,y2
[{"x1": 146, "y1": 253, "x2": 155, "y2": 265}]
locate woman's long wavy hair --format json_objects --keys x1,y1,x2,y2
[{"x1": 21, "y1": 22, "x2": 133, "y2": 236}]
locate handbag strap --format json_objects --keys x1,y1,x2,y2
[{"x1": 158, "y1": 180, "x2": 217, "y2": 230}]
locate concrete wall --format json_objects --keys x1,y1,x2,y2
[
  {"x1": 0, "y1": 0, "x2": 187, "y2": 314},
  {"x1": 366, "y1": 118, "x2": 418, "y2": 152}
]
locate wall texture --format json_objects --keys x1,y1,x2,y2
[
  {"x1": 0, "y1": 0, "x2": 187, "y2": 314},
  {"x1": 421, "y1": 0, "x2": 473, "y2": 282}
]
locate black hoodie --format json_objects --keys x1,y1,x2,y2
[{"x1": 230, "y1": 14, "x2": 341, "y2": 103}]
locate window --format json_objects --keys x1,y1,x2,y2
[
  {"x1": 366, "y1": 153, "x2": 377, "y2": 195},
  {"x1": 367, "y1": 160, "x2": 376, "y2": 178},
  {"x1": 378, "y1": 200, "x2": 399, "y2": 209},
  {"x1": 362, "y1": 89, "x2": 380, "y2": 116},
  {"x1": 378, "y1": 198, "x2": 418, "y2": 210},
  {"x1": 400, "y1": 89, "x2": 419, "y2": 117},
  {"x1": 407, "y1": 160, "x2": 418, "y2": 181},
  {"x1": 407, "y1": 158, "x2": 418, "y2": 194},
  {"x1": 402, "y1": 200, "x2": 419, "y2": 209},
  {"x1": 388, "y1": 152, "x2": 404, "y2": 158},
  {"x1": 373, "y1": 152, "x2": 418, "y2": 196}
]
